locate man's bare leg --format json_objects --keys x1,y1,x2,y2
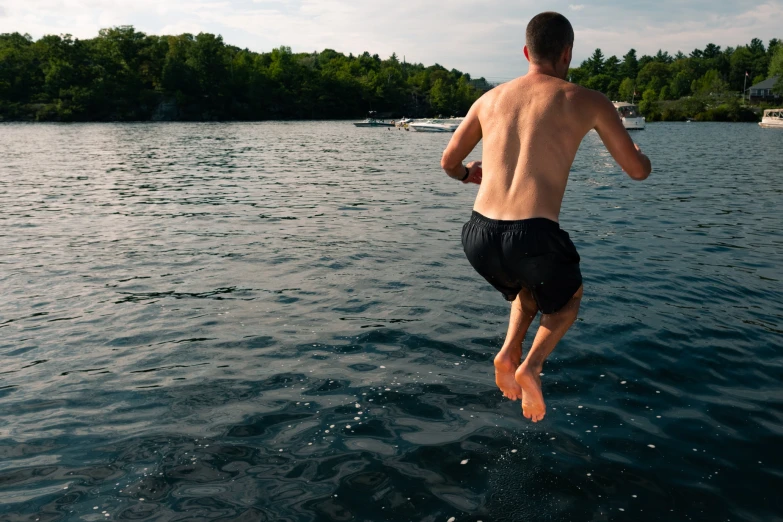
[
  {"x1": 515, "y1": 285, "x2": 583, "y2": 422},
  {"x1": 494, "y1": 289, "x2": 538, "y2": 401}
]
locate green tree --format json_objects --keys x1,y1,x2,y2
[
  {"x1": 429, "y1": 78, "x2": 452, "y2": 114},
  {"x1": 584, "y1": 48, "x2": 605, "y2": 76},
  {"x1": 621, "y1": 49, "x2": 639, "y2": 79},
  {"x1": 654, "y1": 49, "x2": 673, "y2": 64},
  {"x1": 636, "y1": 61, "x2": 671, "y2": 93},
  {"x1": 729, "y1": 46, "x2": 754, "y2": 91},
  {"x1": 618, "y1": 77, "x2": 636, "y2": 102},
  {"x1": 585, "y1": 74, "x2": 613, "y2": 94},
  {"x1": 703, "y1": 43, "x2": 722, "y2": 59},
  {"x1": 669, "y1": 71, "x2": 692, "y2": 99},
  {"x1": 769, "y1": 45, "x2": 783, "y2": 94},
  {"x1": 692, "y1": 69, "x2": 728, "y2": 96},
  {"x1": 638, "y1": 88, "x2": 658, "y2": 117}
]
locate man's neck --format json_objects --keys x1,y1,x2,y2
[{"x1": 527, "y1": 63, "x2": 563, "y2": 79}]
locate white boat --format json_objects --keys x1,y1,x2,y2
[
  {"x1": 353, "y1": 118, "x2": 394, "y2": 128},
  {"x1": 409, "y1": 119, "x2": 462, "y2": 132},
  {"x1": 614, "y1": 102, "x2": 645, "y2": 130},
  {"x1": 759, "y1": 109, "x2": 783, "y2": 129},
  {"x1": 353, "y1": 112, "x2": 395, "y2": 128}
]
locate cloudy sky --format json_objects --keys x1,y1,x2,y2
[{"x1": 1, "y1": 0, "x2": 781, "y2": 80}]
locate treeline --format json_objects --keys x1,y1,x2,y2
[
  {"x1": 0, "y1": 26, "x2": 487, "y2": 122},
  {"x1": 569, "y1": 39, "x2": 783, "y2": 122}
]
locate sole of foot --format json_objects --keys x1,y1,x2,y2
[
  {"x1": 515, "y1": 364, "x2": 545, "y2": 422},
  {"x1": 494, "y1": 353, "x2": 522, "y2": 401}
]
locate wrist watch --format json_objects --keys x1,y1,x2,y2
[{"x1": 460, "y1": 166, "x2": 470, "y2": 182}]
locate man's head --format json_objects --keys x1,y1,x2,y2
[{"x1": 524, "y1": 12, "x2": 574, "y2": 78}]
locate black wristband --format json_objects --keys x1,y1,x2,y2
[{"x1": 460, "y1": 166, "x2": 470, "y2": 182}]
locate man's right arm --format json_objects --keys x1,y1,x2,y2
[{"x1": 591, "y1": 93, "x2": 652, "y2": 180}]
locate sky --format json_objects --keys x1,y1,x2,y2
[{"x1": 1, "y1": 0, "x2": 781, "y2": 81}]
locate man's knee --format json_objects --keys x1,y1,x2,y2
[
  {"x1": 549, "y1": 285, "x2": 582, "y2": 322},
  {"x1": 563, "y1": 286, "x2": 583, "y2": 321},
  {"x1": 515, "y1": 289, "x2": 538, "y2": 317}
]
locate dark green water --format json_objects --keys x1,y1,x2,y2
[{"x1": 1, "y1": 122, "x2": 781, "y2": 521}]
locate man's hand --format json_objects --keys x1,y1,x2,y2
[
  {"x1": 441, "y1": 99, "x2": 484, "y2": 180},
  {"x1": 463, "y1": 161, "x2": 483, "y2": 184},
  {"x1": 593, "y1": 94, "x2": 651, "y2": 180},
  {"x1": 628, "y1": 143, "x2": 652, "y2": 179}
]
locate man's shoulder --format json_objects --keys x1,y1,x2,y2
[
  {"x1": 563, "y1": 82, "x2": 606, "y2": 102},
  {"x1": 563, "y1": 85, "x2": 615, "y2": 118}
]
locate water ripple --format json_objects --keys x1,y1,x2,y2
[{"x1": 1, "y1": 121, "x2": 782, "y2": 521}]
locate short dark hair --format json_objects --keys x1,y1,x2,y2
[{"x1": 526, "y1": 12, "x2": 574, "y2": 65}]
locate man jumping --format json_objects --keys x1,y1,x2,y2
[{"x1": 441, "y1": 12, "x2": 652, "y2": 423}]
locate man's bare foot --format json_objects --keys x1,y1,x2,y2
[
  {"x1": 494, "y1": 352, "x2": 522, "y2": 401},
  {"x1": 515, "y1": 363, "x2": 545, "y2": 422}
]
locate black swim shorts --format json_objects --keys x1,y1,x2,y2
[{"x1": 461, "y1": 211, "x2": 582, "y2": 314}]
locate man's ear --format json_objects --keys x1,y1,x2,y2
[
  {"x1": 523, "y1": 45, "x2": 531, "y2": 63},
  {"x1": 562, "y1": 45, "x2": 573, "y2": 66}
]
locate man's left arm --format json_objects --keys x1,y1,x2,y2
[{"x1": 441, "y1": 100, "x2": 483, "y2": 183}]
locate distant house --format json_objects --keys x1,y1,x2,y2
[{"x1": 749, "y1": 76, "x2": 780, "y2": 100}]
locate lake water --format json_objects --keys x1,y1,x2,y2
[{"x1": 1, "y1": 121, "x2": 781, "y2": 521}]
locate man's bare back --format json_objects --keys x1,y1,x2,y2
[
  {"x1": 444, "y1": 74, "x2": 651, "y2": 222},
  {"x1": 439, "y1": 12, "x2": 651, "y2": 423}
]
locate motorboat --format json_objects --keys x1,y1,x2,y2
[
  {"x1": 759, "y1": 109, "x2": 783, "y2": 128},
  {"x1": 409, "y1": 119, "x2": 462, "y2": 132},
  {"x1": 353, "y1": 111, "x2": 395, "y2": 128},
  {"x1": 353, "y1": 118, "x2": 394, "y2": 128},
  {"x1": 613, "y1": 102, "x2": 645, "y2": 130}
]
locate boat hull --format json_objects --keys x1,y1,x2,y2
[
  {"x1": 759, "y1": 120, "x2": 783, "y2": 128},
  {"x1": 410, "y1": 124, "x2": 458, "y2": 132},
  {"x1": 622, "y1": 117, "x2": 646, "y2": 130},
  {"x1": 353, "y1": 122, "x2": 394, "y2": 128}
]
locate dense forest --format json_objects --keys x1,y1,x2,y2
[
  {"x1": 0, "y1": 27, "x2": 487, "y2": 121},
  {"x1": 1, "y1": 26, "x2": 781, "y2": 122},
  {"x1": 569, "y1": 39, "x2": 783, "y2": 121}
]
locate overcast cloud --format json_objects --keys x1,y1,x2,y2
[{"x1": 1, "y1": 0, "x2": 781, "y2": 80}]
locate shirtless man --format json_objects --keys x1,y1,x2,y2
[{"x1": 441, "y1": 12, "x2": 651, "y2": 423}]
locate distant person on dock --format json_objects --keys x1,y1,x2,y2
[{"x1": 440, "y1": 12, "x2": 652, "y2": 422}]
